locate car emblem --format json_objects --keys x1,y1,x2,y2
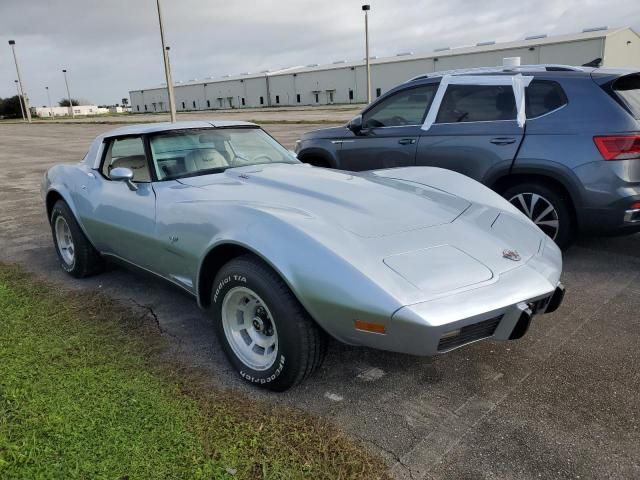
[{"x1": 502, "y1": 249, "x2": 521, "y2": 261}]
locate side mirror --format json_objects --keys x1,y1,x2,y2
[
  {"x1": 110, "y1": 167, "x2": 138, "y2": 191},
  {"x1": 348, "y1": 114, "x2": 363, "y2": 135}
]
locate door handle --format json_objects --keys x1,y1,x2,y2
[
  {"x1": 398, "y1": 138, "x2": 416, "y2": 145},
  {"x1": 490, "y1": 137, "x2": 517, "y2": 145}
]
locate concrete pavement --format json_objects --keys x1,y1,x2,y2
[{"x1": 0, "y1": 122, "x2": 638, "y2": 479}]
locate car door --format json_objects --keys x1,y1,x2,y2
[
  {"x1": 416, "y1": 83, "x2": 524, "y2": 183},
  {"x1": 84, "y1": 135, "x2": 160, "y2": 270},
  {"x1": 338, "y1": 83, "x2": 438, "y2": 171}
]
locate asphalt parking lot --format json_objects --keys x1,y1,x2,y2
[{"x1": 1, "y1": 120, "x2": 639, "y2": 480}]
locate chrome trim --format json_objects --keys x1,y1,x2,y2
[
  {"x1": 624, "y1": 208, "x2": 640, "y2": 223},
  {"x1": 427, "y1": 100, "x2": 567, "y2": 127},
  {"x1": 526, "y1": 102, "x2": 568, "y2": 120},
  {"x1": 368, "y1": 124, "x2": 423, "y2": 129},
  {"x1": 433, "y1": 119, "x2": 517, "y2": 126}
]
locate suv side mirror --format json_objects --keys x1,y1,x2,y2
[
  {"x1": 110, "y1": 167, "x2": 138, "y2": 191},
  {"x1": 348, "y1": 114, "x2": 363, "y2": 134}
]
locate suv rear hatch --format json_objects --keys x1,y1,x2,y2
[
  {"x1": 591, "y1": 70, "x2": 640, "y2": 162},
  {"x1": 591, "y1": 69, "x2": 640, "y2": 121}
]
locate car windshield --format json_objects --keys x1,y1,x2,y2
[{"x1": 149, "y1": 127, "x2": 298, "y2": 180}]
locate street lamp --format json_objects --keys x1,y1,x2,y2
[
  {"x1": 14, "y1": 80, "x2": 26, "y2": 121},
  {"x1": 362, "y1": 5, "x2": 371, "y2": 104},
  {"x1": 62, "y1": 69, "x2": 74, "y2": 117},
  {"x1": 45, "y1": 86, "x2": 53, "y2": 118},
  {"x1": 8, "y1": 40, "x2": 32, "y2": 122},
  {"x1": 156, "y1": 0, "x2": 177, "y2": 122}
]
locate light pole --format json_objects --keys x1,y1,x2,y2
[
  {"x1": 45, "y1": 86, "x2": 53, "y2": 118},
  {"x1": 8, "y1": 40, "x2": 32, "y2": 122},
  {"x1": 14, "y1": 80, "x2": 26, "y2": 121},
  {"x1": 156, "y1": 0, "x2": 177, "y2": 122},
  {"x1": 62, "y1": 69, "x2": 74, "y2": 117},
  {"x1": 362, "y1": 5, "x2": 371, "y2": 104}
]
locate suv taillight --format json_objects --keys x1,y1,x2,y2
[{"x1": 594, "y1": 135, "x2": 640, "y2": 160}]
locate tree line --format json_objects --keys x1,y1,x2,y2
[{"x1": 0, "y1": 96, "x2": 83, "y2": 118}]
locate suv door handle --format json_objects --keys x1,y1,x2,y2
[
  {"x1": 490, "y1": 137, "x2": 517, "y2": 145},
  {"x1": 398, "y1": 138, "x2": 416, "y2": 145}
]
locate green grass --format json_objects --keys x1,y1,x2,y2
[{"x1": 0, "y1": 264, "x2": 389, "y2": 479}]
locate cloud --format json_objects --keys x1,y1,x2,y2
[{"x1": 1, "y1": 0, "x2": 638, "y2": 105}]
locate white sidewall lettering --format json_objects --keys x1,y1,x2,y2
[{"x1": 240, "y1": 355, "x2": 286, "y2": 384}]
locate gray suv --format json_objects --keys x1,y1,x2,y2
[{"x1": 295, "y1": 65, "x2": 640, "y2": 248}]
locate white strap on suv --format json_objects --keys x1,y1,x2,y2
[{"x1": 421, "y1": 74, "x2": 533, "y2": 131}]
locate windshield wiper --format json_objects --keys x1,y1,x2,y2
[{"x1": 163, "y1": 166, "x2": 230, "y2": 181}]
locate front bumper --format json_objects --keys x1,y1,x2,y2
[
  {"x1": 354, "y1": 253, "x2": 565, "y2": 356},
  {"x1": 387, "y1": 284, "x2": 564, "y2": 356}
]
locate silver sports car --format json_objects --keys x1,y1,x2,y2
[{"x1": 42, "y1": 121, "x2": 564, "y2": 391}]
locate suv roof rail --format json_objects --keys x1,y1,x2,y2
[{"x1": 407, "y1": 64, "x2": 585, "y2": 82}]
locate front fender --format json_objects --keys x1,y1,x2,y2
[
  {"x1": 194, "y1": 207, "x2": 406, "y2": 345},
  {"x1": 297, "y1": 142, "x2": 339, "y2": 168},
  {"x1": 43, "y1": 164, "x2": 97, "y2": 244},
  {"x1": 43, "y1": 166, "x2": 81, "y2": 219}
]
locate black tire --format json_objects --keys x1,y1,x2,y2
[
  {"x1": 502, "y1": 182, "x2": 574, "y2": 250},
  {"x1": 211, "y1": 254, "x2": 327, "y2": 391},
  {"x1": 301, "y1": 156, "x2": 331, "y2": 168},
  {"x1": 50, "y1": 200, "x2": 104, "y2": 278}
]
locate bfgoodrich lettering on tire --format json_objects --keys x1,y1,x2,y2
[{"x1": 211, "y1": 254, "x2": 326, "y2": 391}]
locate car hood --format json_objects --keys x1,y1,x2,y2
[
  {"x1": 299, "y1": 125, "x2": 351, "y2": 140},
  {"x1": 178, "y1": 163, "x2": 471, "y2": 238},
  {"x1": 175, "y1": 163, "x2": 555, "y2": 305}
]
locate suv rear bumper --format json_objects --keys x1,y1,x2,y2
[{"x1": 577, "y1": 193, "x2": 640, "y2": 235}]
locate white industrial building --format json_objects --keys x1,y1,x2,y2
[
  {"x1": 31, "y1": 105, "x2": 109, "y2": 117},
  {"x1": 30, "y1": 105, "x2": 130, "y2": 117},
  {"x1": 129, "y1": 26, "x2": 640, "y2": 113}
]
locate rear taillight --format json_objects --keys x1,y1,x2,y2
[{"x1": 594, "y1": 135, "x2": 640, "y2": 160}]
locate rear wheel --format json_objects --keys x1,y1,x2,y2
[
  {"x1": 211, "y1": 255, "x2": 326, "y2": 391},
  {"x1": 50, "y1": 200, "x2": 104, "y2": 278},
  {"x1": 502, "y1": 183, "x2": 574, "y2": 249}
]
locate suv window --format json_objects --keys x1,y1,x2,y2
[
  {"x1": 436, "y1": 84, "x2": 516, "y2": 123},
  {"x1": 363, "y1": 85, "x2": 437, "y2": 128},
  {"x1": 101, "y1": 136, "x2": 151, "y2": 182},
  {"x1": 526, "y1": 80, "x2": 568, "y2": 118},
  {"x1": 613, "y1": 74, "x2": 640, "y2": 120}
]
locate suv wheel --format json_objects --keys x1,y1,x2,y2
[
  {"x1": 502, "y1": 183, "x2": 573, "y2": 249},
  {"x1": 211, "y1": 254, "x2": 327, "y2": 391}
]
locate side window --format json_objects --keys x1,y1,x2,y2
[
  {"x1": 436, "y1": 84, "x2": 516, "y2": 123},
  {"x1": 525, "y1": 80, "x2": 568, "y2": 118},
  {"x1": 363, "y1": 85, "x2": 437, "y2": 128},
  {"x1": 101, "y1": 137, "x2": 151, "y2": 182}
]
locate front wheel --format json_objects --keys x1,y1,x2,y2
[
  {"x1": 502, "y1": 183, "x2": 574, "y2": 249},
  {"x1": 211, "y1": 255, "x2": 326, "y2": 391},
  {"x1": 50, "y1": 200, "x2": 104, "y2": 278}
]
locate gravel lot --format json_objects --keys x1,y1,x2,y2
[{"x1": 1, "y1": 120, "x2": 638, "y2": 480}]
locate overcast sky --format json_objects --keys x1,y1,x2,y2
[{"x1": 1, "y1": 0, "x2": 638, "y2": 106}]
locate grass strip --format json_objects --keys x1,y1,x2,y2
[{"x1": 0, "y1": 263, "x2": 389, "y2": 479}]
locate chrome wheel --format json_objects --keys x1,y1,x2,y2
[
  {"x1": 221, "y1": 286, "x2": 278, "y2": 371},
  {"x1": 54, "y1": 216, "x2": 75, "y2": 266},
  {"x1": 509, "y1": 193, "x2": 560, "y2": 240}
]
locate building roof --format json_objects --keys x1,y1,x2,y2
[{"x1": 131, "y1": 26, "x2": 634, "y2": 93}]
